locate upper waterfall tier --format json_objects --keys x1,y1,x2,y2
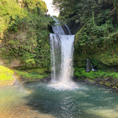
[
  {"x1": 49, "y1": 18, "x2": 78, "y2": 90},
  {"x1": 52, "y1": 17, "x2": 72, "y2": 35}
]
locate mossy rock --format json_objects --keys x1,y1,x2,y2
[
  {"x1": 88, "y1": 79, "x2": 96, "y2": 84},
  {"x1": 104, "y1": 81, "x2": 112, "y2": 87},
  {"x1": 99, "y1": 81, "x2": 104, "y2": 85}
]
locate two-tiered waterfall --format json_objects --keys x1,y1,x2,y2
[{"x1": 49, "y1": 18, "x2": 78, "y2": 90}]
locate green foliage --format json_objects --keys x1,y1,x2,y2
[
  {"x1": 74, "y1": 19, "x2": 118, "y2": 67},
  {"x1": 75, "y1": 68, "x2": 118, "y2": 79},
  {"x1": 0, "y1": 0, "x2": 26, "y2": 34},
  {"x1": 75, "y1": 19, "x2": 116, "y2": 49},
  {"x1": 15, "y1": 69, "x2": 48, "y2": 80},
  {"x1": 54, "y1": 0, "x2": 118, "y2": 68},
  {"x1": 0, "y1": 65, "x2": 14, "y2": 81},
  {"x1": 23, "y1": 0, "x2": 47, "y2": 14},
  {"x1": 95, "y1": 50, "x2": 118, "y2": 66},
  {"x1": 0, "y1": 0, "x2": 52, "y2": 70}
]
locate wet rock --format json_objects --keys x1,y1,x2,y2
[{"x1": 76, "y1": 77, "x2": 118, "y2": 91}]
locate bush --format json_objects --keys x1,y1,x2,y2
[{"x1": 0, "y1": 0, "x2": 53, "y2": 70}]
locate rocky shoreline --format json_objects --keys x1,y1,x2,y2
[
  {"x1": 0, "y1": 80, "x2": 15, "y2": 87},
  {"x1": 20, "y1": 76, "x2": 118, "y2": 91},
  {"x1": 1, "y1": 76, "x2": 118, "y2": 92},
  {"x1": 74, "y1": 77, "x2": 118, "y2": 91}
]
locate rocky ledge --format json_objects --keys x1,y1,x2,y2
[{"x1": 74, "y1": 77, "x2": 118, "y2": 91}]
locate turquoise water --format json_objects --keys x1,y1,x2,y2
[
  {"x1": 0, "y1": 82, "x2": 118, "y2": 118},
  {"x1": 26, "y1": 82, "x2": 118, "y2": 118}
]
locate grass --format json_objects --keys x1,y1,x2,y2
[
  {"x1": 0, "y1": 65, "x2": 48, "y2": 83},
  {"x1": 0, "y1": 65, "x2": 14, "y2": 81},
  {"x1": 74, "y1": 68, "x2": 118, "y2": 79},
  {"x1": 15, "y1": 69, "x2": 49, "y2": 81},
  {"x1": 1, "y1": 64, "x2": 117, "y2": 82}
]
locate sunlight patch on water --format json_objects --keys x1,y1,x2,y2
[
  {"x1": 0, "y1": 87, "x2": 28, "y2": 110},
  {"x1": 0, "y1": 86, "x2": 55, "y2": 118},
  {"x1": 86, "y1": 108, "x2": 118, "y2": 118},
  {"x1": 0, "y1": 105, "x2": 55, "y2": 118}
]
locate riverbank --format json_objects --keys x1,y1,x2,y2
[
  {"x1": 0, "y1": 65, "x2": 118, "y2": 90},
  {"x1": 0, "y1": 85, "x2": 55, "y2": 118},
  {"x1": 0, "y1": 80, "x2": 117, "y2": 118},
  {"x1": 74, "y1": 68, "x2": 118, "y2": 91},
  {"x1": 15, "y1": 69, "x2": 49, "y2": 83},
  {"x1": 18, "y1": 69, "x2": 118, "y2": 91},
  {"x1": 0, "y1": 65, "x2": 15, "y2": 86},
  {"x1": 0, "y1": 65, "x2": 49, "y2": 86}
]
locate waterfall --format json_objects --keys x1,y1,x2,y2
[
  {"x1": 64, "y1": 24, "x2": 72, "y2": 35},
  {"x1": 49, "y1": 18, "x2": 78, "y2": 90},
  {"x1": 52, "y1": 17, "x2": 65, "y2": 35}
]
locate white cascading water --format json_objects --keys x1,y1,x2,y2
[{"x1": 49, "y1": 18, "x2": 78, "y2": 90}]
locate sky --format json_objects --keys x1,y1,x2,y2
[{"x1": 43, "y1": 0, "x2": 59, "y2": 16}]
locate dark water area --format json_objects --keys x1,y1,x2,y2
[{"x1": 0, "y1": 82, "x2": 118, "y2": 118}]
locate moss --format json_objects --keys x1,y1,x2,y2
[
  {"x1": 94, "y1": 46, "x2": 118, "y2": 67},
  {"x1": 0, "y1": 66, "x2": 14, "y2": 81},
  {"x1": 104, "y1": 82, "x2": 112, "y2": 87},
  {"x1": 88, "y1": 79, "x2": 96, "y2": 84},
  {"x1": 0, "y1": 65, "x2": 15, "y2": 86},
  {"x1": 99, "y1": 81, "x2": 104, "y2": 85},
  {"x1": 74, "y1": 68, "x2": 118, "y2": 79},
  {"x1": 15, "y1": 69, "x2": 49, "y2": 81},
  {"x1": 0, "y1": 64, "x2": 49, "y2": 84},
  {"x1": 75, "y1": 68, "x2": 118, "y2": 89}
]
